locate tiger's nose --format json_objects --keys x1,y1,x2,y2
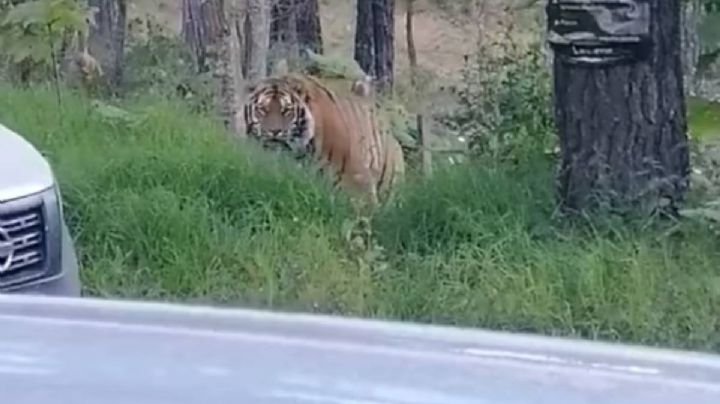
[{"x1": 269, "y1": 129, "x2": 282, "y2": 138}]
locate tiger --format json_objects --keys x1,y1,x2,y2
[{"x1": 243, "y1": 73, "x2": 405, "y2": 208}]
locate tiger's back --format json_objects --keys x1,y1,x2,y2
[
  {"x1": 244, "y1": 73, "x2": 405, "y2": 206},
  {"x1": 309, "y1": 84, "x2": 404, "y2": 203}
]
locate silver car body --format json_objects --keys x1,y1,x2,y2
[
  {"x1": 0, "y1": 294, "x2": 719, "y2": 404},
  {"x1": 0, "y1": 122, "x2": 80, "y2": 296}
]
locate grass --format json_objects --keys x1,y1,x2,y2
[
  {"x1": 1, "y1": 84, "x2": 720, "y2": 353},
  {"x1": 688, "y1": 96, "x2": 720, "y2": 140}
]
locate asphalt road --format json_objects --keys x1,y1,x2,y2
[{"x1": 1, "y1": 295, "x2": 720, "y2": 404}]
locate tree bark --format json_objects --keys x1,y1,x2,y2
[
  {"x1": 243, "y1": 0, "x2": 270, "y2": 84},
  {"x1": 269, "y1": 0, "x2": 289, "y2": 45},
  {"x1": 268, "y1": 0, "x2": 320, "y2": 72},
  {"x1": 212, "y1": 0, "x2": 241, "y2": 134},
  {"x1": 88, "y1": 0, "x2": 126, "y2": 91},
  {"x1": 405, "y1": 0, "x2": 430, "y2": 175},
  {"x1": 295, "y1": 0, "x2": 323, "y2": 54},
  {"x1": 182, "y1": 0, "x2": 215, "y2": 72},
  {"x1": 186, "y1": 0, "x2": 240, "y2": 134},
  {"x1": 269, "y1": 0, "x2": 297, "y2": 54},
  {"x1": 183, "y1": 0, "x2": 268, "y2": 135},
  {"x1": 681, "y1": 0, "x2": 702, "y2": 96},
  {"x1": 354, "y1": 0, "x2": 375, "y2": 80},
  {"x1": 553, "y1": 0, "x2": 689, "y2": 214},
  {"x1": 354, "y1": 0, "x2": 395, "y2": 93},
  {"x1": 373, "y1": 0, "x2": 394, "y2": 93}
]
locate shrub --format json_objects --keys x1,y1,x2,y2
[
  {"x1": 440, "y1": 37, "x2": 555, "y2": 162},
  {"x1": 123, "y1": 20, "x2": 214, "y2": 113}
]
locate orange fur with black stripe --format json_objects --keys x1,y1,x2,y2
[{"x1": 243, "y1": 73, "x2": 404, "y2": 206}]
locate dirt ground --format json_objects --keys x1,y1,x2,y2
[{"x1": 126, "y1": 0, "x2": 530, "y2": 83}]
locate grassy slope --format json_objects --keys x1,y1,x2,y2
[{"x1": 1, "y1": 84, "x2": 719, "y2": 353}]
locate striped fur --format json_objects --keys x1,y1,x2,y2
[{"x1": 243, "y1": 73, "x2": 405, "y2": 206}]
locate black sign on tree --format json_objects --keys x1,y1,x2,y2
[
  {"x1": 547, "y1": 0, "x2": 690, "y2": 214},
  {"x1": 547, "y1": 0, "x2": 652, "y2": 65}
]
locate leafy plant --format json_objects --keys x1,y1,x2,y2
[
  {"x1": 0, "y1": 0, "x2": 92, "y2": 82},
  {"x1": 122, "y1": 21, "x2": 214, "y2": 113},
  {"x1": 695, "y1": 0, "x2": 720, "y2": 71},
  {"x1": 439, "y1": 36, "x2": 555, "y2": 162},
  {"x1": 680, "y1": 136, "x2": 720, "y2": 233}
]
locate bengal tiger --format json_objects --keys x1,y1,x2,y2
[{"x1": 243, "y1": 73, "x2": 405, "y2": 208}]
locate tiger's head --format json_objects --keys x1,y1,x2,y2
[{"x1": 243, "y1": 76, "x2": 316, "y2": 157}]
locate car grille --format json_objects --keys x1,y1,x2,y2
[{"x1": 0, "y1": 204, "x2": 45, "y2": 276}]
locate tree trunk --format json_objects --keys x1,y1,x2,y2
[
  {"x1": 269, "y1": 0, "x2": 289, "y2": 46},
  {"x1": 295, "y1": 0, "x2": 323, "y2": 54},
  {"x1": 681, "y1": 0, "x2": 702, "y2": 97},
  {"x1": 354, "y1": 0, "x2": 375, "y2": 80},
  {"x1": 189, "y1": 0, "x2": 241, "y2": 134},
  {"x1": 182, "y1": 0, "x2": 213, "y2": 72},
  {"x1": 185, "y1": 0, "x2": 268, "y2": 135},
  {"x1": 553, "y1": 0, "x2": 689, "y2": 214},
  {"x1": 243, "y1": 0, "x2": 270, "y2": 84},
  {"x1": 373, "y1": 0, "x2": 394, "y2": 93},
  {"x1": 88, "y1": 0, "x2": 126, "y2": 91},
  {"x1": 405, "y1": 0, "x2": 430, "y2": 175},
  {"x1": 269, "y1": 0, "x2": 321, "y2": 72},
  {"x1": 354, "y1": 0, "x2": 395, "y2": 93},
  {"x1": 269, "y1": 0, "x2": 298, "y2": 58}
]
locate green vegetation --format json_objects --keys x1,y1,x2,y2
[
  {"x1": 2, "y1": 83, "x2": 719, "y2": 353},
  {"x1": 688, "y1": 96, "x2": 720, "y2": 140}
]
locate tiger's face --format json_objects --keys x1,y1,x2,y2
[{"x1": 244, "y1": 81, "x2": 315, "y2": 156}]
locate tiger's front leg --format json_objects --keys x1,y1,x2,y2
[{"x1": 345, "y1": 172, "x2": 379, "y2": 215}]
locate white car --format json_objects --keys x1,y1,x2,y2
[{"x1": 0, "y1": 122, "x2": 80, "y2": 296}]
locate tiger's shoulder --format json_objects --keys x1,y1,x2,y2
[{"x1": 301, "y1": 74, "x2": 406, "y2": 203}]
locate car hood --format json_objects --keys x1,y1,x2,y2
[
  {"x1": 1, "y1": 295, "x2": 720, "y2": 404},
  {"x1": 0, "y1": 122, "x2": 55, "y2": 202}
]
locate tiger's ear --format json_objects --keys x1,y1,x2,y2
[
  {"x1": 245, "y1": 82, "x2": 257, "y2": 95},
  {"x1": 289, "y1": 79, "x2": 311, "y2": 103}
]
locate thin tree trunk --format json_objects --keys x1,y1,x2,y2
[
  {"x1": 215, "y1": 0, "x2": 242, "y2": 134},
  {"x1": 244, "y1": 0, "x2": 270, "y2": 84},
  {"x1": 270, "y1": 0, "x2": 296, "y2": 51},
  {"x1": 182, "y1": 0, "x2": 208, "y2": 72},
  {"x1": 373, "y1": 0, "x2": 394, "y2": 93},
  {"x1": 269, "y1": 0, "x2": 295, "y2": 44},
  {"x1": 88, "y1": 0, "x2": 126, "y2": 91},
  {"x1": 354, "y1": 0, "x2": 394, "y2": 93},
  {"x1": 553, "y1": 0, "x2": 689, "y2": 214},
  {"x1": 269, "y1": 0, "x2": 306, "y2": 72},
  {"x1": 296, "y1": 0, "x2": 323, "y2": 54},
  {"x1": 192, "y1": 0, "x2": 241, "y2": 134},
  {"x1": 405, "y1": 0, "x2": 430, "y2": 175},
  {"x1": 354, "y1": 0, "x2": 375, "y2": 79},
  {"x1": 681, "y1": 0, "x2": 702, "y2": 97},
  {"x1": 113, "y1": 0, "x2": 126, "y2": 87}
]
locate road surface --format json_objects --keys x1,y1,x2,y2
[{"x1": 1, "y1": 295, "x2": 720, "y2": 404}]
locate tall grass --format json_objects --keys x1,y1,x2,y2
[{"x1": 1, "y1": 84, "x2": 719, "y2": 353}]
